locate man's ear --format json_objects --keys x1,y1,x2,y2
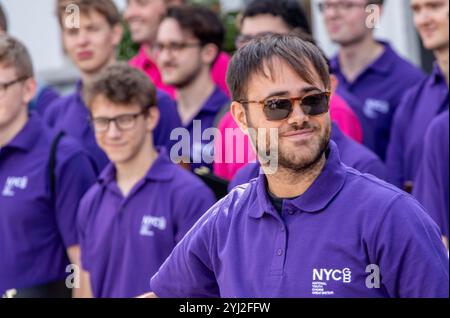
[
  {"x1": 22, "y1": 78, "x2": 37, "y2": 105},
  {"x1": 201, "y1": 43, "x2": 219, "y2": 66},
  {"x1": 230, "y1": 101, "x2": 249, "y2": 135},
  {"x1": 146, "y1": 106, "x2": 160, "y2": 132},
  {"x1": 330, "y1": 74, "x2": 338, "y2": 94},
  {"x1": 112, "y1": 23, "x2": 124, "y2": 47}
]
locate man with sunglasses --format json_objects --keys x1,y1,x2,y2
[
  {"x1": 320, "y1": 0, "x2": 426, "y2": 161},
  {"x1": 76, "y1": 63, "x2": 215, "y2": 298},
  {"x1": 386, "y1": 0, "x2": 449, "y2": 192},
  {"x1": 214, "y1": 0, "x2": 369, "y2": 181},
  {"x1": 0, "y1": 35, "x2": 96, "y2": 298},
  {"x1": 154, "y1": 5, "x2": 229, "y2": 172},
  {"x1": 44, "y1": 0, "x2": 181, "y2": 174},
  {"x1": 143, "y1": 35, "x2": 448, "y2": 298}
]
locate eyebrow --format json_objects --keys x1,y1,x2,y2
[{"x1": 263, "y1": 86, "x2": 323, "y2": 100}]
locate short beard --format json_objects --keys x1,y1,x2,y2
[
  {"x1": 245, "y1": 109, "x2": 331, "y2": 175},
  {"x1": 171, "y1": 62, "x2": 203, "y2": 89}
]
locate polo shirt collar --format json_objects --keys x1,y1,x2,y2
[
  {"x1": 330, "y1": 41, "x2": 395, "y2": 78},
  {"x1": 98, "y1": 147, "x2": 176, "y2": 186},
  {"x1": 430, "y1": 63, "x2": 446, "y2": 86},
  {"x1": 4, "y1": 114, "x2": 43, "y2": 152},
  {"x1": 248, "y1": 141, "x2": 347, "y2": 218}
]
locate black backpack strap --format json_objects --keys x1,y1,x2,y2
[{"x1": 49, "y1": 131, "x2": 66, "y2": 200}]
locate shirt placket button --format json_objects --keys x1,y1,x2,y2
[{"x1": 277, "y1": 248, "x2": 284, "y2": 256}]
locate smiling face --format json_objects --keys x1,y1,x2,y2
[
  {"x1": 322, "y1": 0, "x2": 375, "y2": 46},
  {"x1": 411, "y1": 0, "x2": 449, "y2": 52},
  {"x1": 61, "y1": 10, "x2": 122, "y2": 76},
  {"x1": 232, "y1": 57, "x2": 331, "y2": 173},
  {"x1": 89, "y1": 95, "x2": 159, "y2": 165},
  {"x1": 124, "y1": 0, "x2": 166, "y2": 44}
]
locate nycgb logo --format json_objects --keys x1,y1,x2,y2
[
  {"x1": 313, "y1": 268, "x2": 352, "y2": 283},
  {"x1": 140, "y1": 215, "x2": 167, "y2": 237},
  {"x1": 2, "y1": 177, "x2": 28, "y2": 197}
]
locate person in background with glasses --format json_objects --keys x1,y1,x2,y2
[
  {"x1": 320, "y1": 0, "x2": 425, "y2": 162},
  {"x1": 76, "y1": 63, "x2": 215, "y2": 298},
  {"x1": 387, "y1": 0, "x2": 449, "y2": 193},
  {"x1": 141, "y1": 34, "x2": 448, "y2": 298},
  {"x1": 44, "y1": 0, "x2": 181, "y2": 174},
  {"x1": 154, "y1": 4, "x2": 230, "y2": 172},
  {"x1": 0, "y1": 35, "x2": 96, "y2": 298},
  {"x1": 125, "y1": 0, "x2": 231, "y2": 98},
  {"x1": 0, "y1": 3, "x2": 60, "y2": 116}
]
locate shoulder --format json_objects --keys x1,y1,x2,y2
[{"x1": 43, "y1": 93, "x2": 77, "y2": 123}]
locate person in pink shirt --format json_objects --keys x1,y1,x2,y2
[
  {"x1": 124, "y1": 0, "x2": 230, "y2": 98},
  {"x1": 213, "y1": 0, "x2": 363, "y2": 180}
]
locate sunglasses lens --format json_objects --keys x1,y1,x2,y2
[
  {"x1": 263, "y1": 99, "x2": 292, "y2": 121},
  {"x1": 301, "y1": 93, "x2": 329, "y2": 116}
]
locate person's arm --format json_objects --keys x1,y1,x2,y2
[
  {"x1": 66, "y1": 245, "x2": 93, "y2": 298},
  {"x1": 137, "y1": 292, "x2": 159, "y2": 298}
]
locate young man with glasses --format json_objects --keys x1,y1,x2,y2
[
  {"x1": 142, "y1": 34, "x2": 448, "y2": 298},
  {"x1": 0, "y1": 35, "x2": 96, "y2": 298},
  {"x1": 154, "y1": 5, "x2": 230, "y2": 172},
  {"x1": 386, "y1": 0, "x2": 449, "y2": 192},
  {"x1": 320, "y1": 0, "x2": 426, "y2": 161},
  {"x1": 0, "y1": 3, "x2": 60, "y2": 116},
  {"x1": 125, "y1": 0, "x2": 230, "y2": 98},
  {"x1": 76, "y1": 63, "x2": 215, "y2": 298},
  {"x1": 45, "y1": 0, "x2": 181, "y2": 174}
]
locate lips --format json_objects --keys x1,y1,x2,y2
[
  {"x1": 281, "y1": 129, "x2": 315, "y2": 139},
  {"x1": 77, "y1": 51, "x2": 94, "y2": 60}
]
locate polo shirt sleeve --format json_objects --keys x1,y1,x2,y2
[
  {"x1": 76, "y1": 185, "x2": 100, "y2": 272},
  {"x1": 154, "y1": 92, "x2": 182, "y2": 150},
  {"x1": 54, "y1": 149, "x2": 97, "y2": 249},
  {"x1": 369, "y1": 194, "x2": 449, "y2": 298},
  {"x1": 150, "y1": 205, "x2": 221, "y2": 298},
  {"x1": 386, "y1": 89, "x2": 415, "y2": 189},
  {"x1": 413, "y1": 118, "x2": 449, "y2": 238},
  {"x1": 173, "y1": 181, "x2": 216, "y2": 243}
]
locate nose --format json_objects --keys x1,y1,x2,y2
[
  {"x1": 75, "y1": 29, "x2": 89, "y2": 47},
  {"x1": 105, "y1": 120, "x2": 122, "y2": 139},
  {"x1": 286, "y1": 100, "x2": 308, "y2": 126}
]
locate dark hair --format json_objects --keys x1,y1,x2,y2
[
  {"x1": 227, "y1": 34, "x2": 330, "y2": 102},
  {"x1": 0, "y1": 35, "x2": 34, "y2": 78},
  {"x1": 241, "y1": 0, "x2": 311, "y2": 35},
  {"x1": 164, "y1": 4, "x2": 225, "y2": 51},
  {"x1": 367, "y1": 0, "x2": 384, "y2": 5},
  {"x1": 85, "y1": 63, "x2": 157, "y2": 111},
  {"x1": 0, "y1": 4, "x2": 7, "y2": 33},
  {"x1": 56, "y1": 0, "x2": 121, "y2": 28}
]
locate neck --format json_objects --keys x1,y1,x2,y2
[
  {"x1": 264, "y1": 154, "x2": 326, "y2": 198},
  {"x1": 176, "y1": 69, "x2": 215, "y2": 125},
  {"x1": 435, "y1": 46, "x2": 449, "y2": 87},
  {"x1": 115, "y1": 137, "x2": 158, "y2": 197},
  {"x1": 0, "y1": 109, "x2": 28, "y2": 147},
  {"x1": 338, "y1": 36, "x2": 384, "y2": 82}
]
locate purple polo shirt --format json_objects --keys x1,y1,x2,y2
[
  {"x1": 44, "y1": 81, "x2": 182, "y2": 173},
  {"x1": 175, "y1": 86, "x2": 229, "y2": 172},
  {"x1": 77, "y1": 149, "x2": 216, "y2": 298},
  {"x1": 386, "y1": 64, "x2": 449, "y2": 189},
  {"x1": 331, "y1": 41, "x2": 426, "y2": 160},
  {"x1": 150, "y1": 141, "x2": 449, "y2": 298},
  {"x1": 0, "y1": 114, "x2": 97, "y2": 294},
  {"x1": 228, "y1": 123, "x2": 386, "y2": 191},
  {"x1": 413, "y1": 111, "x2": 449, "y2": 238},
  {"x1": 28, "y1": 84, "x2": 60, "y2": 116}
]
